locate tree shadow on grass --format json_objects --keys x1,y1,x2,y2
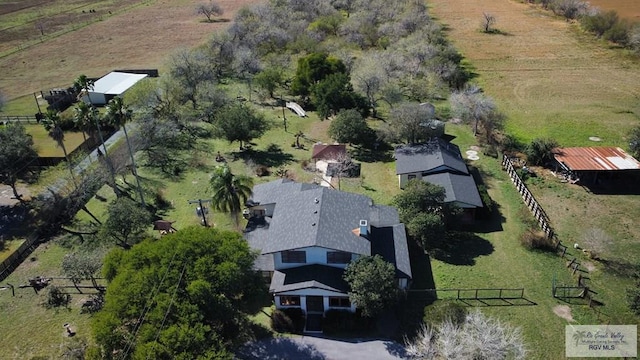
[
  {"x1": 234, "y1": 144, "x2": 295, "y2": 168},
  {"x1": 236, "y1": 338, "x2": 325, "y2": 360},
  {"x1": 601, "y1": 258, "x2": 640, "y2": 278},
  {"x1": 431, "y1": 232, "x2": 494, "y2": 266}
]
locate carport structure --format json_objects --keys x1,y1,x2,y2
[
  {"x1": 81, "y1": 72, "x2": 148, "y2": 105},
  {"x1": 552, "y1": 147, "x2": 640, "y2": 184}
]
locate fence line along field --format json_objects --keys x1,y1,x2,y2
[{"x1": 0, "y1": 0, "x2": 256, "y2": 100}]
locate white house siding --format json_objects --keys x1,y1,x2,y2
[
  {"x1": 274, "y1": 247, "x2": 356, "y2": 270},
  {"x1": 275, "y1": 288, "x2": 356, "y2": 314}
]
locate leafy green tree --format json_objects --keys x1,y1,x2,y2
[
  {"x1": 212, "y1": 103, "x2": 269, "y2": 150},
  {"x1": 254, "y1": 67, "x2": 284, "y2": 99},
  {"x1": 393, "y1": 179, "x2": 450, "y2": 249},
  {"x1": 328, "y1": 109, "x2": 374, "y2": 146},
  {"x1": 0, "y1": 123, "x2": 38, "y2": 204},
  {"x1": 210, "y1": 164, "x2": 253, "y2": 226},
  {"x1": 525, "y1": 138, "x2": 559, "y2": 166},
  {"x1": 93, "y1": 226, "x2": 267, "y2": 359},
  {"x1": 343, "y1": 255, "x2": 399, "y2": 318},
  {"x1": 105, "y1": 96, "x2": 145, "y2": 206},
  {"x1": 100, "y1": 197, "x2": 151, "y2": 249},
  {"x1": 311, "y1": 72, "x2": 369, "y2": 119},
  {"x1": 629, "y1": 126, "x2": 640, "y2": 160},
  {"x1": 291, "y1": 53, "x2": 347, "y2": 98},
  {"x1": 42, "y1": 109, "x2": 76, "y2": 185}
]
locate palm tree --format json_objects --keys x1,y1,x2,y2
[
  {"x1": 73, "y1": 74, "x2": 94, "y2": 105},
  {"x1": 209, "y1": 164, "x2": 253, "y2": 226},
  {"x1": 72, "y1": 101, "x2": 97, "y2": 142},
  {"x1": 105, "y1": 96, "x2": 145, "y2": 206},
  {"x1": 42, "y1": 109, "x2": 77, "y2": 186}
]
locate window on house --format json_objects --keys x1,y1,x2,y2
[
  {"x1": 327, "y1": 251, "x2": 352, "y2": 264},
  {"x1": 329, "y1": 297, "x2": 351, "y2": 308},
  {"x1": 281, "y1": 250, "x2": 306, "y2": 263},
  {"x1": 408, "y1": 174, "x2": 416, "y2": 180},
  {"x1": 280, "y1": 296, "x2": 301, "y2": 306}
]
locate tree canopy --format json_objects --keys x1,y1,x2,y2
[
  {"x1": 311, "y1": 72, "x2": 369, "y2": 119},
  {"x1": 94, "y1": 226, "x2": 267, "y2": 359},
  {"x1": 328, "y1": 109, "x2": 374, "y2": 146},
  {"x1": 0, "y1": 123, "x2": 38, "y2": 203},
  {"x1": 393, "y1": 179, "x2": 451, "y2": 249},
  {"x1": 343, "y1": 255, "x2": 398, "y2": 318},
  {"x1": 100, "y1": 197, "x2": 151, "y2": 249},
  {"x1": 212, "y1": 103, "x2": 269, "y2": 149},
  {"x1": 291, "y1": 53, "x2": 347, "y2": 98},
  {"x1": 382, "y1": 102, "x2": 439, "y2": 144}
]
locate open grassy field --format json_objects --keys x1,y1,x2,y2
[
  {"x1": 429, "y1": 0, "x2": 640, "y2": 148},
  {"x1": 0, "y1": 0, "x2": 259, "y2": 100},
  {"x1": 22, "y1": 124, "x2": 86, "y2": 158}
]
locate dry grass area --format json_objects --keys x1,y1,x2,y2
[
  {"x1": 429, "y1": 0, "x2": 640, "y2": 147},
  {"x1": 0, "y1": 0, "x2": 261, "y2": 100},
  {"x1": 588, "y1": 0, "x2": 640, "y2": 19}
]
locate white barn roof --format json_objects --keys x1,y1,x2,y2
[{"x1": 93, "y1": 72, "x2": 147, "y2": 95}]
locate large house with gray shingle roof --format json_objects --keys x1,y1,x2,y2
[
  {"x1": 243, "y1": 179, "x2": 412, "y2": 321},
  {"x1": 395, "y1": 138, "x2": 483, "y2": 220}
]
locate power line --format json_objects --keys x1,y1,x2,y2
[
  {"x1": 147, "y1": 262, "x2": 187, "y2": 360},
  {"x1": 120, "y1": 249, "x2": 179, "y2": 359}
]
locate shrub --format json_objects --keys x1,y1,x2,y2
[
  {"x1": 525, "y1": 138, "x2": 559, "y2": 166},
  {"x1": 520, "y1": 229, "x2": 555, "y2": 251},
  {"x1": 271, "y1": 309, "x2": 294, "y2": 333},
  {"x1": 44, "y1": 285, "x2": 71, "y2": 309},
  {"x1": 580, "y1": 10, "x2": 619, "y2": 37},
  {"x1": 423, "y1": 300, "x2": 467, "y2": 327},
  {"x1": 500, "y1": 133, "x2": 525, "y2": 153},
  {"x1": 604, "y1": 20, "x2": 632, "y2": 45},
  {"x1": 271, "y1": 308, "x2": 305, "y2": 333}
]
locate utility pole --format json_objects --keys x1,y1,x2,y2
[
  {"x1": 188, "y1": 199, "x2": 212, "y2": 227},
  {"x1": 281, "y1": 95, "x2": 287, "y2": 132}
]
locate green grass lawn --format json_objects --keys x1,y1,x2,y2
[
  {"x1": 0, "y1": 243, "x2": 97, "y2": 359},
  {"x1": 0, "y1": 239, "x2": 25, "y2": 262}
]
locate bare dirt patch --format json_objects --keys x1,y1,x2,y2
[
  {"x1": 0, "y1": 0, "x2": 262, "y2": 99},
  {"x1": 553, "y1": 305, "x2": 574, "y2": 321}
]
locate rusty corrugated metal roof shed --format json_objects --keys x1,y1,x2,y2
[{"x1": 553, "y1": 147, "x2": 640, "y2": 171}]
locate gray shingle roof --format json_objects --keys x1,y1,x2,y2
[
  {"x1": 270, "y1": 265, "x2": 348, "y2": 294},
  {"x1": 245, "y1": 179, "x2": 400, "y2": 255},
  {"x1": 370, "y1": 225, "x2": 412, "y2": 279},
  {"x1": 395, "y1": 138, "x2": 468, "y2": 175},
  {"x1": 423, "y1": 172, "x2": 483, "y2": 208}
]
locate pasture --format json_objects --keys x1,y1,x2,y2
[
  {"x1": 0, "y1": 0, "x2": 256, "y2": 100},
  {"x1": 429, "y1": 0, "x2": 640, "y2": 147},
  {"x1": 588, "y1": 0, "x2": 640, "y2": 19},
  {"x1": 0, "y1": 0, "x2": 639, "y2": 358}
]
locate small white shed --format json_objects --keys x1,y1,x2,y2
[{"x1": 82, "y1": 72, "x2": 148, "y2": 105}]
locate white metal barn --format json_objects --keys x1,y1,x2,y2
[{"x1": 82, "y1": 72, "x2": 148, "y2": 105}]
